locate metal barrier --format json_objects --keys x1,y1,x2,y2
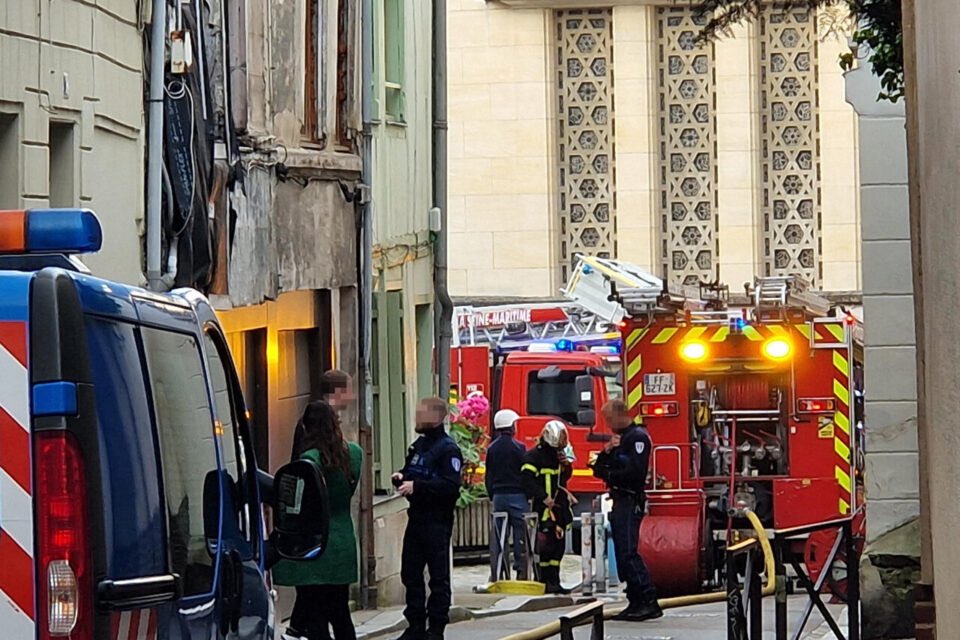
[
  {"x1": 726, "y1": 537, "x2": 764, "y2": 640},
  {"x1": 489, "y1": 511, "x2": 539, "y2": 582},
  {"x1": 559, "y1": 601, "x2": 604, "y2": 640}
]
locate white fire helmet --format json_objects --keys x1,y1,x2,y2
[
  {"x1": 541, "y1": 420, "x2": 568, "y2": 448},
  {"x1": 493, "y1": 409, "x2": 520, "y2": 430}
]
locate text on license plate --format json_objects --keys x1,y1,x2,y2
[{"x1": 643, "y1": 373, "x2": 676, "y2": 396}]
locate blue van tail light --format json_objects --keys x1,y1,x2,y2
[
  {"x1": 36, "y1": 430, "x2": 93, "y2": 640},
  {"x1": 0, "y1": 209, "x2": 103, "y2": 255}
]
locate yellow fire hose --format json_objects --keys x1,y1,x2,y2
[{"x1": 499, "y1": 510, "x2": 776, "y2": 640}]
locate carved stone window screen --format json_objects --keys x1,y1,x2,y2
[
  {"x1": 555, "y1": 8, "x2": 617, "y2": 283},
  {"x1": 759, "y1": 7, "x2": 822, "y2": 284},
  {"x1": 656, "y1": 6, "x2": 718, "y2": 287}
]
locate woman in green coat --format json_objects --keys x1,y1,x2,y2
[{"x1": 276, "y1": 401, "x2": 363, "y2": 640}]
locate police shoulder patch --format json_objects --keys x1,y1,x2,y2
[
  {"x1": 635, "y1": 441, "x2": 645, "y2": 455},
  {"x1": 451, "y1": 458, "x2": 462, "y2": 472}
]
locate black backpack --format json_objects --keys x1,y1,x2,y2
[{"x1": 271, "y1": 458, "x2": 331, "y2": 560}]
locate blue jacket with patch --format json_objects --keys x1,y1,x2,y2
[
  {"x1": 399, "y1": 424, "x2": 463, "y2": 519},
  {"x1": 593, "y1": 423, "x2": 651, "y2": 499}
]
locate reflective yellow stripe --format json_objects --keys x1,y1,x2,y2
[
  {"x1": 626, "y1": 329, "x2": 647, "y2": 350},
  {"x1": 742, "y1": 326, "x2": 763, "y2": 342},
  {"x1": 834, "y1": 379, "x2": 849, "y2": 407},
  {"x1": 839, "y1": 499, "x2": 850, "y2": 515},
  {"x1": 836, "y1": 467, "x2": 852, "y2": 493},
  {"x1": 833, "y1": 350, "x2": 850, "y2": 376},
  {"x1": 826, "y1": 324, "x2": 845, "y2": 342},
  {"x1": 538, "y1": 560, "x2": 561, "y2": 567},
  {"x1": 627, "y1": 355, "x2": 642, "y2": 381},
  {"x1": 652, "y1": 328, "x2": 679, "y2": 344},
  {"x1": 835, "y1": 438, "x2": 851, "y2": 463},
  {"x1": 796, "y1": 324, "x2": 812, "y2": 340},
  {"x1": 686, "y1": 327, "x2": 708, "y2": 341},
  {"x1": 710, "y1": 326, "x2": 729, "y2": 342},
  {"x1": 545, "y1": 473, "x2": 552, "y2": 497},
  {"x1": 572, "y1": 469, "x2": 593, "y2": 476},
  {"x1": 521, "y1": 464, "x2": 538, "y2": 474},
  {"x1": 628, "y1": 385, "x2": 643, "y2": 409},
  {"x1": 767, "y1": 325, "x2": 789, "y2": 337},
  {"x1": 835, "y1": 411, "x2": 850, "y2": 435}
]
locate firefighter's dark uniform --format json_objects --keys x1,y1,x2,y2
[
  {"x1": 521, "y1": 442, "x2": 573, "y2": 592},
  {"x1": 593, "y1": 422, "x2": 658, "y2": 608},
  {"x1": 397, "y1": 424, "x2": 463, "y2": 636}
]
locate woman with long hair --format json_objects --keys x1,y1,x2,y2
[{"x1": 277, "y1": 400, "x2": 363, "y2": 640}]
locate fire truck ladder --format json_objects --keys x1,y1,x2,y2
[
  {"x1": 563, "y1": 255, "x2": 703, "y2": 322},
  {"x1": 751, "y1": 276, "x2": 831, "y2": 319},
  {"x1": 453, "y1": 303, "x2": 608, "y2": 348}
]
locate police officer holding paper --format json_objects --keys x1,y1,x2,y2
[
  {"x1": 592, "y1": 399, "x2": 662, "y2": 622},
  {"x1": 392, "y1": 398, "x2": 464, "y2": 640}
]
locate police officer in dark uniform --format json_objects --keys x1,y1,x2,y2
[
  {"x1": 592, "y1": 399, "x2": 662, "y2": 622},
  {"x1": 392, "y1": 397, "x2": 463, "y2": 640}
]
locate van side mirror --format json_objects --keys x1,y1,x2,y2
[
  {"x1": 577, "y1": 409, "x2": 596, "y2": 426},
  {"x1": 269, "y1": 460, "x2": 330, "y2": 562},
  {"x1": 575, "y1": 375, "x2": 594, "y2": 408}
]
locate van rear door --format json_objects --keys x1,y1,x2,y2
[{"x1": 0, "y1": 273, "x2": 35, "y2": 640}]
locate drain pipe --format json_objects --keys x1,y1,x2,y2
[
  {"x1": 433, "y1": 0, "x2": 454, "y2": 397},
  {"x1": 357, "y1": 0, "x2": 377, "y2": 609},
  {"x1": 146, "y1": 0, "x2": 168, "y2": 290}
]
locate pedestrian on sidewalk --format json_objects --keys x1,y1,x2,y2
[
  {"x1": 521, "y1": 420, "x2": 574, "y2": 594},
  {"x1": 393, "y1": 397, "x2": 464, "y2": 640},
  {"x1": 485, "y1": 409, "x2": 530, "y2": 580},
  {"x1": 276, "y1": 401, "x2": 364, "y2": 640},
  {"x1": 291, "y1": 369, "x2": 355, "y2": 461},
  {"x1": 591, "y1": 399, "x2": 662, "y2": 622}
]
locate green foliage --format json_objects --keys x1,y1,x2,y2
[
  {"x1": 693, "y1": 0, "x2": 903, "y2": 102},
  {"x1": 448, "y1": 404, "x2": 491, "y2": 509}
]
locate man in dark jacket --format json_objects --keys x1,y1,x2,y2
[
  {"x1": 485, "y1": 409, "x2": 529, "y2": 580},
  {"x1": 592, "y1": 399, "x2": 661, "y2": 621},
  {"x1": 521, "y1": 420, "x2": 573, "y2": 594},
  {"x1": 393, "y1": 397, "x2": 463, "y2": 640}
]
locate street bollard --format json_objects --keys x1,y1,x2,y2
[
  {"x1": 593, "y1": 512, "x2": 606, "y2": 593},
  {"x1": 581, "y1": 513, "x2": 594, "y2": 596},
  {"x1": 524, "y1": 512, "x2": 539, "y2": 582}
]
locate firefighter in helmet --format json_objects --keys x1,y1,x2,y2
[{"x1": 521, "y1": 420, "x2": 574, "y2": 594}]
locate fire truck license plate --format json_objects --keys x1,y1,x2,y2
[{"x1": 643, "y1": 373, "x2": 676, "y2": 396}]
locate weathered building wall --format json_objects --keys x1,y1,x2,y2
[
  {"x1": 447, "y1": 1, "x2": 861, "y2": 297},
  {"x1": 910, "y1": 0, "x2": 960, "y2": 635},
  {"x1": 845, "y1": 55, "x2": 918, "y2": 640},
  {"x1": 368, "y1": 0, "x2": 438, "y2": 606},
  {"x1": 0, "y1": 0, "x2": 144, "y2": 283}
]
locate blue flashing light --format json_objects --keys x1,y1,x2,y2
[
  {"x1": 582, "y1": 264, "x2": 593, "y2": 275},
  {"x1": 590, "y1": 345, "x2": 619, "y2": 355},
  {"x1": 735, "y1": 318, "x2": 747, "y2": 331},
  {"x1": 556, "y1": 338, "x2": 574, "y2": 352},
  {"x1": 26, "y1": 209, "x2": 103, "y2": 254}
]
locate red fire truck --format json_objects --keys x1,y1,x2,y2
[
  {"x1": 450, "y1": 303, "x2": 624, "y2": 497},
  {"x1": 564, "y1": 256, "x2": 865, "y2": 596}
]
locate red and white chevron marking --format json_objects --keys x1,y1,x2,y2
[
  {"x1": 111, "y1": 609, "x2": 159, "y2": 640},
  {"x1": 0, "y1": 322, "x2": 34, "y2": 639}
]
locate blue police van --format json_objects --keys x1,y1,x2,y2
[{"x1": 0, "y1": 208, "x2": 326, "y2": 640}]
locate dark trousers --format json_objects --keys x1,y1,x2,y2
[
  {"x1": 289, "y1": 584, "x2": 356, "y2": 640},
  {"x1": 610, "y1": 498, "x2": 657, "y2": 605},
  {"x1": 401, "y1": 513, "x2": 453, "y2": 632}
]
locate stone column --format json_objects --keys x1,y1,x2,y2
[{"x1": 845, "y1": 57, "x2": 919, "y2": 640}]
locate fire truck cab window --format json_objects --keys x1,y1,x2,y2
[{"x1": 527, "y1": 370, "x2": 593, "y2": 425}]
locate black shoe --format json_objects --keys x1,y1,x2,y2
[
  {"x1": 612, "y1": 600, "x2": 663, "y2": 622},
  {"x1": 395, "y1": 628, "x2": 426, "y2": 640},
  {"x1": 544, "y1": 582, "x2": 572, "y2": 595},
  {"x1": 426, "y1": 630, "x2": 445, "y2": 640}
]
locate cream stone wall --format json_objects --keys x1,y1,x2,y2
[
  {"x1": 0, "y1": 0, "x2": 144, "y2": 284},
  {"x1": 447, "y1": 0, "x2": 556, "y2": 298},
  {"x1": 447, "y1": 2, "x2": 861, "y2": 298}
]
